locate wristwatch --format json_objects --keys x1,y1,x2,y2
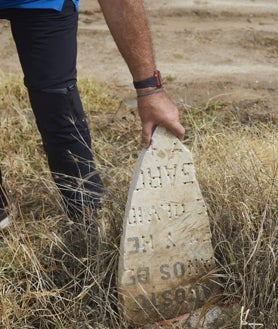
[{"x1": 133, "y1": 70, "x2": 162, "y2": 89}]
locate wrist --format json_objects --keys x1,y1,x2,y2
[
  {"x1": 133, "y1": 70, "x2": 163, "y2": 90},
  {"x1": 136, "y1": 86, "x2": 157, "y2": 95},
  {"x1": 137, "y1": 87, "x2": 165, "y2": 98}
]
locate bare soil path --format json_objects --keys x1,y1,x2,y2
[
  {"x1": 77, "y1": 0, "x2": 278, "y2": 113},
  {"x1": 0, "y1": 0, "x2": 278, "y2": 112}
]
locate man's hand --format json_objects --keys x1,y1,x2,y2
[{"x1": 137, "y1": 90, "x2": 185, "y2": 148}]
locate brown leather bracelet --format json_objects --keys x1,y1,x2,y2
[{"x1": 137, "y1": 88, "x2": 165, "y2": 98}]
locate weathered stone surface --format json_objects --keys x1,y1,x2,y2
[{"x1": 118, "y1": 126, "x2": 217, "y2": 326}]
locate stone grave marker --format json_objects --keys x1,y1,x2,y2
[{"x1": 118, "y1": 126, "x2": 217, "y2": 326}]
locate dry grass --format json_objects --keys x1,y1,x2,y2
[{"x1": 0, "y1": 75, "x2": 277, "y2": 328}]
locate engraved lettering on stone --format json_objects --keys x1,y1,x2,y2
[
  {"x1": 127, "y1": 237, "x2": 140, "y2": 254},
  {"x1": 126, "y1": 269, "x2": 136, "y2": 286},
  {"x1": 150, "y1": 292, "x2": 159, "y2": 308},
  {"x1": 125, "y1": 267, "x2": 151, "y2": 286},
  {"x1": 136, "y1": 170, "x2": 145, "y2": 191},
  {"x1": 173, "y1": 262, "x2": 186, "y2": 278},
  {"x1": 181, "y1": 164, "x2": 195, "y2": 184},
  {"x1": 163, "y1": 164, "x2": 177, "y2": 186},
  {"x1": 166, "y1": 232, "x2": 176, "y2": 249},
  {"x1": 175, "y1": 288, "x2": 186, "y2": 304},
  {"x1": 128, "y1": 207, "x2": 143, "y2": 225},
  {"x1": 137, "y1": 267, "x2": 150, "y2": 284},
  {"x1": 134, "y1": 294, "x2": 147, "y2": 312},
  {"x1": 147, "y1": 206, "x2": 161, "y2": 223},
  {"x1": 172, "y1": 140, "x2": 183, "y2": 154},
  {"x1": 142, "y1": 235, "x2": 154, "y2": 253},
  {"x1": 128, "y1": 202, "x2": 195, "y2": 225},
  {"x1": 160, "y1": 264, "x2": 171, "y2": 280},
  {"x1": 127, "y1": 235, "x2": 154, "y2": 254},
  {"x1": 118, "y1": 126, "x2": 217, "y2": 325},
  {"x1": 132, "y1": 285, "x2": 211, "y2": 312},
  {"x1": 146, "y1": 167, "x2": 162, "y2": 189},
  {"x1": 136, "y1": 163, "x2": 191, "y2": 191},
  {"x1": 161, "y1": 290, "x2": 172, "y2": 306},
  {"x1": 158, "y1": 258, "x2": 213, "y2": 281}
]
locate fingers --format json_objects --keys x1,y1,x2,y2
[
  {"x1": 142, "y1": 121, "x2": 154, "y2": 149},
  {"x1": 164, "y1": 121, "x2": 185, "y2": 141},
  {"x1": 138, "y1": 92, "x2": 185, "y2": 148},
  {"x1": 142, "y1": 121, "x2": 185, "y2": 149}
]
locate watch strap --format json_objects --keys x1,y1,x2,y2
[{"x1": 133, "y1": 70, "x2": 162, "y2": 89}]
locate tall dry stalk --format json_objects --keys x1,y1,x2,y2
[{"x1": 0, "y1": 75, "x2": 277, "y2": 328}]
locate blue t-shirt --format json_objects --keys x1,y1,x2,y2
[{"x1": 0, "y1": 0, "x2": 78, "y2": 11}]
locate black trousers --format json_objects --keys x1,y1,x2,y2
[{"x1": 0, "y1": 0, "x2": 103, "y2": 221}]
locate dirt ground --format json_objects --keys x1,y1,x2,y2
[{"x1": 0, "y1": 0, "x2": 278, "y2": 113}]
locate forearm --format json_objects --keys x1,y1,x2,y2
[
  {"x1": 98, "y1": 0, "x2": 156, "y2": 81},
  {"x1": 98, "y1": 0, "x2": 185, "y2": 147}
]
